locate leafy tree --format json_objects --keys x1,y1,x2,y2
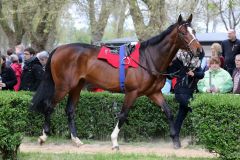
[
  {"x1": 0, "y1": 0, "x2": 68, "y2": 51},
  {"x1": 212, "y1": 0, "x2": 240, "y2": 30},
  {"x1": 75, "y1": 0, "x2": 116, "y2": 44},
  {"x1": 127, "y1": 0, "x2": 166, "y2": 41},
  {"x1": 0, "y1": 0, "x2": 25, "y2": 48}
]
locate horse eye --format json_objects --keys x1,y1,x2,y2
[{"x1": 180, "y1": 31, "x2": 186, "y2": 35}]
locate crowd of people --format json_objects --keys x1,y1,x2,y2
[
  {"x1": 161, "y1": 29, "x2": 240, "y2": 147},
  {"x1": 161, "y1": 29, "x2": 240, "y2": 95},
  {"x1": 0, "y1": 44, "x2": 49, "y2": 92}
]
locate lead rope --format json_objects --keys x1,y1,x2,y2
[{"x1": 128, "y1": 53, "x2": 182, "y2": 78}]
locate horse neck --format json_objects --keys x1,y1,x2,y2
[{"x1": 142, "y1": 29, "x2": 180, "y2": 73}]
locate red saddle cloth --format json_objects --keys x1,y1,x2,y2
[{"x1": 97, "y1": 43, "x2": 140, "y2": 68}]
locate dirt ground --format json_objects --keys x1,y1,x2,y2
[{"x1": 19, "y1": 138, "x2": 218, "y2": 158}]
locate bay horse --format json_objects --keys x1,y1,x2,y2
[{"x1": 31, "y1": 14, "x2": 202, "y2": 149}]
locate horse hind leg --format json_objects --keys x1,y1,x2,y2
[
  {"x1": 66, "y1": 82, "x2": 84, "y2": 147},
  {"x1": 38, "y1": 88, "x2": 68, "y2": 145},
  {"x1": 38, "y1": 105, "x2": 53, "y2": 145}
]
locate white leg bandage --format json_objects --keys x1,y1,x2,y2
[
  {"x1": 111, "y1": 122, "x2": 120, "y2": 149},
  {"x1": 71, "y1": 133, "x2": 83, "y2": 147}
]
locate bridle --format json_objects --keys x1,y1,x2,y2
[
  {"x1": 128, "y1": 23, "x2": 199, "y2": 78},
  {"x1": 177, "y1": 23, "x2": 198, "y2": 55}
]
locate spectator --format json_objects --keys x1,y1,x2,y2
[
  {"x1": 15, "y1": 44, "x2": 24, "y2": 64},
  {"x1": 210, "y1": 43, "x2": 224, "y2": 68},
  {"x1": 6, "y1": 48, "x2": 14, "y2": 67},
  {"x1": 232, "y1": 54, "x2": 240, "y2": 94},
  {"x1": 0, "y1": 55, "x2": 17, "y2": 90},
  {"x1": 36, "y1": 51, "x2": 49, "y2": 71},
  {"x1": 167, "y1": 50, "x2": 204, "y2": 148},
  {"x1": 197, "y1": 57, "x2": 233, "y2": 93},
  {"x1": 221, "y1": 29, "x2": 240, "y2": 75},
  {"x1": 10, "y1": 54, "x2": 22, "y2": 91},
  {"x1": 19, "y1": 47, "x2": 44, "y2": 91}
]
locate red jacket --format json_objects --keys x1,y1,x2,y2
[{"x1": 10, "y1": 63, "x2": 22, "y2": 91}]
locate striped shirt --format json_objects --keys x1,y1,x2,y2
[{"x1": 233, "y1": 70, "x2": 240, "y2": 93}]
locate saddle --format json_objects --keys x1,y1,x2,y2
[
  {"x1": 98, "y1": 42, "x2": 140, "y2": 68},
  {"x1": 103, "y1": 43, "x2": 136, "y2": 56}
]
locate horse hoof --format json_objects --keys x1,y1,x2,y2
[
  {"x1": 38, "y1": 137, "x2": 45, "y2": 145},
  {"x1": 173, "y1": 142, "x2": 181, "y2": 149},
  {"x1": 112, "y1": 146, "x2": 120, "y2": 151},
  {"x1": 72, "y1": 140, "x2": 83, "y2": 147},
  {"x1": 71, "y1": 135, "x2": 83, "y2": 147},
  {"x1": 75, "y1": 141, "x2": 84, "y2": 147},
  {"x1": 172, "y1": 136, "x2": 181, "y2": 149}
]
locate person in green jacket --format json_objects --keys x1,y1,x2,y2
[{"x1": 197, "y1": 57, "x2": 233, "y2": 93}]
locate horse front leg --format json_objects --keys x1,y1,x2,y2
[
  {"x1": 111, "y1": 91, "x2": 137, "y2": 150},
  {"x1": 148, "y1": 92, "x2": 180, "y2": 149}
]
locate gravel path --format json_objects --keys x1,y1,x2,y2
[{"x1": 20, "y1": 138, "x2": 218, "y2": 158}]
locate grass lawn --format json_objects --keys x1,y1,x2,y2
[{"x1": 19, "y1": 152, "x2": 218, "y2": 160}]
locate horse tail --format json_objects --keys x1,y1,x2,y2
[{"x1": 30, "y1": 48, "x2": 57, "y2": 114}]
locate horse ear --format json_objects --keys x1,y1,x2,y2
[
  {"x1": 178, "y1": 14, "x2": 183, "y2": 24},
  {"x1": 187, "y1": 14, "x2": 193, "y2": 23}
]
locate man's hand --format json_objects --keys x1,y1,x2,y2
[
  {"x1": 207, "y1": 86, "x2": 219, "y2": 93},
  {"x1": 0, "y1": 82, "x2": 6, "y2": 88},
  {"x1": 187, "y1": 70, "x2": 194, "y2": 77},
  {"x1": 211, "y1": 87, "x2": 219, "y2": 93}
]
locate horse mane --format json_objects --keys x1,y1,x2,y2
[
  {"x1": 140, "y1": 24, "x2": 176, "y2": 49},
  {"x1": 140, "y1": 20, "x2": 190, "y2": 49}
]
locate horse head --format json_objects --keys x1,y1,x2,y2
[{"x1": 176, "y1": 14, "x2": 202, "y2": 56}]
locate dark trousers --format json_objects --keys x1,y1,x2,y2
[
  {"x1": 174, "y1": 93, "x2": 192, "y2": 137},
  {"x1": 224, "y1": 65, "x2": 234, "y2": 76}
]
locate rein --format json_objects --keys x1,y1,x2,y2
[
  {"x1": 128, "y1": 51, "x2": 194, "y2": 79},
  {"x1": 128, "y1": 53, "x2": 182, "y2": 78},
  {"x1": 127, "y1": 23, "x2": 196, "y2": 78}
]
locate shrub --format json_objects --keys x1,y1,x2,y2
[
  {"x1": 0, "y1": 91, "x2": 29, "y2": 160},
  {"x1": 1, "y1": 91, "x2": 239, "y2": 159},
  {"x1": 191, "y1": 94, "x2": 240, "y2": 160},
  {"x1": 26, "y1": 92, "x2": 184, "y2": 140}
]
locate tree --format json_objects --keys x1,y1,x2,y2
[
  {"x1": 111, "y1": 0, "x2": 128, "y2": 38},
  {"x1": 75, "y1": 0, "x2": 116, "y2": 43},
  {"x1": 127, "y1": 0, "x2": 166, "y2": 41},
  {"x1": 21, "y1": 0, "x2": 69, "y2": 51},
  {"x1": 213, "y1": 0, "x2": 240, "y2": 30},
  {"x1": 0, "y1": 0, "x2": 25, "y2": 48},
  {"x1": 0, "y1": 0, "x2": 68, "y2": 51}
]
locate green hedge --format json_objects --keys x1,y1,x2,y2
[
  {"x1": 0, "y1": 91, "x2": 29, "y2": 160},
  {"x1": 27, "y1": 92, "x2": 187, "y2": 140},
  {"x1": 0, "y1": 91, "x2": 239, "y2": 159},
  {"x1": 191, "y1": 94, "x2": 240, "y2": 160}
]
